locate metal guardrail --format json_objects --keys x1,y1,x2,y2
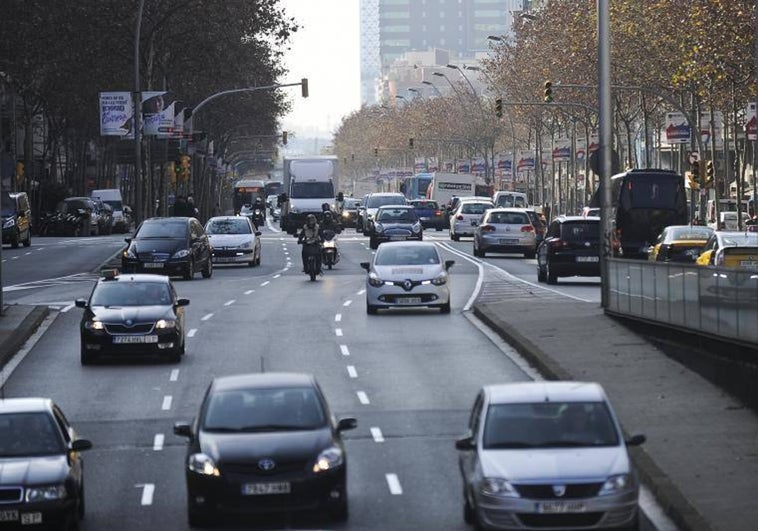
[{"x1": 607, "y1": 258, "x2": 758, "y2": 347}]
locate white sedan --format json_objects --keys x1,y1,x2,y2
[
  {"x1": 360, "y1": 241, "x2": 454, "y2": 314},
  {"x1": 204, "y1": 216, "x2": 261, "y2": 267}
]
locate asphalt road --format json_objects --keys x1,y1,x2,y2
[{"x1": 1, "y1": 226, "x2": 664, "y2": 530}]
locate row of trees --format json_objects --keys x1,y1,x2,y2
[{"x1": 0, "y1": 0, "x2": 298, "y2": 219}]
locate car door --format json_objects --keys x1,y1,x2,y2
[
  {"x1": 52, "y1": 406, "x2": 83, "y2": 486},
  {"x1": 460, "y1": 392, "x2": 484, "y2": 483},
  {"x1": 539, "y1": 221, "x2": 560, "y2": 267},
  {"x1": 170, "y1": 282, "x2": 185, "y2": 331},
  {"x1": 192, "y1": 220, "x2": 210, "y2": 265}
]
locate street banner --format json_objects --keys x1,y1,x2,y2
[
  {"x1": 747, "y1": 103, "x2": 757, "y2": 141},
  {"x1": 472, "y1": 157, "x2": 486, "y2": 174},
  {"x1": 427, "y1": 157, "x2": 439, "y2": 172},
  {"x1": 171, "y1": 107, "x2": 185, "y2": 139},
  {"x1": 458, "y1": 160, "x2": 471, "y2": 173},
  {"x1": 665, "y1": 112, "x2": 690, "y2": 144},
  {"x1": 553, "y1": 138, "x2": 571, "y2": 162},
  {"x1": 575, "y1": 137, "x2": 587, "y2": 160},
  {"x1": 142, "y1": 91, "x2": 176, "y2": 136},
  {"x1": 588, "y1": 131, "x2": 600, "y2": 153},
  {"x1": 99, "y1": 92, "x2": 133, "y2": 136},
  {"x1": 700, "y1": 111, "x2": 724, "y2": 148},
  {"x1": 414, "y1": 157, "x2": 426, "y2": 172},
  {"x1": 443, "y1": 160, "x2": 454, "y2": 172},
  {"x1": 516, "y1": 150, "x2": 535, "y2": 172}
]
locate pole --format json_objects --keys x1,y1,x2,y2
[
  {"x1": 598, "y1": 0, "x2": 612, "y2": 309},
  {"x1": 754, "y1": 0, "x2": 758, "y2": 217},
  {"x1": 133, "y1": 0, "x2": 145, "y2": 226}
]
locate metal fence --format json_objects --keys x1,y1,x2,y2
[{"x1": 607, "y1": 258, "x2": 758, "y2": 347}]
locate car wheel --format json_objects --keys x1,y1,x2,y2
[
  {"x1": 80, "y1": 345, "x2": 95, "y2": 366},
  {"x1": 472, "y1": 246, "x2": 480, "y2": 258},
  {"x1": 78, "y1": 483, "x2": 85, "y2": 520},
  {"x1": 330, "y1": 499, "x2": 349, "y2": 522},
  {"x1": 451, "y1": 233, "x2": 459, "y2": 242},
  {"x1": 463, "y1": 491, "x2": 475, "y2": 524},
  {"x1": 10, "y1": 231, "x2": 19, "y2": 248},
  {"x1": 22, "y1": 230, "x2": 31, "y2": 247},
  {"x1": 440, "y1": 302, "x2": 451, "y2": 314},
  {"x1": 184, "y1": 260, "x2": 194, "y2": 281},
  {"x1": 524, "y1": 250, "x2": 535, "y2": 259},
  {"x1": 187, "y1": 508, "x2": 213, "y2": 529},
  {"x1": 537, "y1": 265, "x2": 547, "y2": 282},
  {"x1": 167, "y1": 349, "x2": 181, "y2": 363},
  {"x1": 546, "y1": 261, "x2": 558, "y2": 284},
  {"x1": 369, "y1": 237, "x2": 378, "y2": 250},
  {"x1": 367, "y1": 303, "x2": 378, "y2": 315},
  {"x1": 201, "y1": 258, "x2": 213, "y2": 278},
  {"x1": 255, "y1": 251, "x2": 261, "y2": 266}
]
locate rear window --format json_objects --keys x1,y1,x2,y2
[
  {"x1": 461, "y1": 203, "x2": 491, "y2": 215},
  {"x1": 487, "y1": 211, "x2": 529, "y2": 225},
  {"x1": 368, "y1": 195, "x2": 405, "y2": 208},
  {"x1": 375, "y1": 245, "x2": 440, "y2": 265},
  {"x1": 561, "y1": 221, "x2": 599, "y2": 241},
  {"x1": 412, "y1": 201, "x2": 438, "y2": 209}
]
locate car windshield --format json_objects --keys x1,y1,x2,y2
[
  {"x1": 206, "y1": 218, "x2": 251, "y2": 235},
  {"x1": 290, "y1": 181, "x2": 334, "y2": 199},
  {"x1": 561, "y1": 221, "x2": 599, "y2": 241},
  {"x1": 374, "y1": 245, "x2": 440, "y2": 265},
  {"x1": 137, "y1": 222, "x2": 187, "y2": 239},
  {"x1": 460, "y1": 203, "x2": 491, "y2": 215},
  {"x1": 668, "y1": 227, "x2": 713, "y2": 241},
  {"x1": 344, "y1": 199, "x2": 361, "y2": 209},
  {"x1": 377, "y1": 208, "x2": 418, "y2": 223},
  {"x1": 0, "y1": 412, "x2": 65, "y2": 457},
  {"x1": 90, "y1": 282, "x2": 172, "y2": 306},
  {"x1": 487, "y1": 212, "x2": 529, "y2": 225},
  {"x1": 203, "y1": 387, "x2": 326, "y2": 432},
  {"x1": 65, "y1": 199, "x2": 93, "y2": 211},
  {"x1": 368, "y1": 195, "x2": 405, "y2": 208},
  {"x1": 1, "y1": 192, "x2": 15, "y2": 216},
  {"x1": 102, "y1": 200, "x2": 122, "y2": 211},
  {"x1": 483, "y1": 402, "x2": 619, "y2": 449}
]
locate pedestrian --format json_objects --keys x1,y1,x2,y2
[
  {"x1": 173, "y1": 195, "x2": 188, "y2": 217},
  {"x1": 187, "y1": 196, "x2": 199, "y2": 218}
]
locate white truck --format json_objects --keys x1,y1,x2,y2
[
  {"x1": 282, "y1": 156, "x2": 339, "y2": 234},
  {"x1": 428, "y1": 172, "x2": 478, "y2": 208}
]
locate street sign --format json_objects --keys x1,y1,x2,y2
[{"x1": 747, "y1": 103, "x2": 757, "y2": 141}]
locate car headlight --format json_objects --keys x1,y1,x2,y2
[
  {"x1": 412, "y1": 222, "x2": 422, "y2": 233},
  {"x1": 172, "y1": 249, "x2": 190, "y2": 259},
  {"x1": 239, "y1": 240, "x2": 253, "y2": 249},
  {"x1": 123, "y1": 247, "x2": 137, "y2": 259},
  {"x1": 290, "y1": 206, "x2": 300, "y2": 214},
  {"x1": 312, "y1": 446, "x2": 343, "y2": 473},
  {"x1": 599, "y1": 474, "x2": 633, "y2": 495},
  {"x1": 26, "y1": 485, "x2": 67, "y2": 502},
  {"x1": 155, "y1": 319, "x2": 176, "y2": 329},
  {"x1": 368, "y1": 272, "x2": 384, "y2": 287},
  {"x1": 480, "y1": 478, "x2": 519, "y2": 498},
  {"x1": 431, "y1": 272, "x2": 448, "y2": 286},
  {"x1": 2, "y1": 218, "x2": 15, "y2": 229},
  {"x1": 342, "y1": 211, "x2": 350, "y2": 218},
  {"x1": 188, "y1": 453, "x2": 220, "y2": 476},
  {"x1": 374, "y1": 223, "x2": 384, "y2": 233},
  {"x1": 85, "y1": 320, "x2": 105, "y2": 331}
]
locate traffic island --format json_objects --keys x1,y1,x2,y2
[{"x1": 0, "y1": 305, "x2": 49, "y2": 369}]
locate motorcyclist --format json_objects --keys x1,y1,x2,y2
[{"x1": 298, "y1": 214, "x2": 323, "y2": 273}]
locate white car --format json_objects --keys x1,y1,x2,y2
[
  {"x1": 204, "y1": 216, "x2": 261, "y2": 267},
  {"x1": 457, "y1": 381, "x2": 645, "y2": 530},
  {"x1": 360, "y1": 241, "x2": 454, "y2": 314},
  {"x1": 450, "y1": 201, "x2": 494, "y2": 241}
]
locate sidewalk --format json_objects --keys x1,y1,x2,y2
[
  {"x1": 0, "y1": 305, "x2": 49, "y2": 367},
  {"x1": 473, "y1": 267, "x2": 758, "y2": 531}
]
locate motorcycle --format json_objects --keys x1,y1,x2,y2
[
  {"x1": 252, "y1": 208, "x2": 265, "y2": 228},
  {"x1": 321, "y1": 229, "x2": 340, "y2": 270},
  {"x1": 300, "y1": 240, "x2": 322, "y2": 281}
]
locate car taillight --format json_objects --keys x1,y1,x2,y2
[
  {"x1": 434, "y1": 210, "x2": 442, "y2": 217},
  {"x1": 551, "y1": 239, "x2": 568, "y2": 249},
  {"x1": 616, "y1": 228, "x2": 622, "y2": 239},
  {"x1": 456, "y1": 215, "x2": 464, "y2": 220},
  {"x1": 480, "y1": 225, "x2": 496, "y2": 232},
  {"x1": 520, "y1": 225, "x2": 534, "y2": 232}
]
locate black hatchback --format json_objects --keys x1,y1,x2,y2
[
  {"x1": 122, "y1": 217, "x2": 213, "y2": 280},
  {"x1": 537, "y1": 216, "x2": 601, "y2": 284}
]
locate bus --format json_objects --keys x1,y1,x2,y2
[
  {"x1": 591, "y1": 169, "x2": 687, "y2": 258},
  {"x1": 233, "y1": 179, "x2": 265, "y2": 214},
  {"x1": 264, "y1": 180, "x2": 283, "y2": 198},
  {"x1": 401, "y1": 173, "x2": 433, "y2": 200}
]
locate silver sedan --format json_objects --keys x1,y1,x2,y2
[{"x1": 205, "y1": 216, "x2": 261, "y2": 267}]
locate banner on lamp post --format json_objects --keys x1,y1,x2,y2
[
  {"x1": 664, "y1": 112, "x2": 691, "y2": 144},
  {"x1": 99, "y1": 92, "x2": 134, "y2": 137},
  {"x1": 414, "y1": 157, "x2": 426, "y2": 172},
  {"x1": 553, "y1": 138, "x2": 571, "y2": 162},
  {"x1": 142, "y1": 92, "x2": 176, "y2": 136},
  {"x1": 516, "y1": 150, "x2": 535, "y2": 172},
  {"x1": 746, "y1": 103, "x2": 757, "y2": 141}
]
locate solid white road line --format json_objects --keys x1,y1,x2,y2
[
  {"x1": 340, "y1": 345, "x2": 350, "y2": 356},
  {"x1": 436, "y1": 242, "x2": 483, "y2": 312},
  {"x1": 0, "y1": 313, "x2": 58, "y2": 388},
  {"x1": 139, "y1": 484, "x2": 155, "y2": 506},
  {"x1": 161, "y1": 396, "x2": 172, "y2": 411},
  {"x1": 201, "y1": 313, "x2": 213, "y2": 321},
  {"x1": 224, "y1": 299, "x2": 236, "y2": 306},
  {"x1": 385, "y1": 474, "x2": 403, "y2": 495},
  {"x1": 356, "y1": 391, "x2": 370, "y2": 405},
  {"x1": 244, "y1": 290, "x2": 254, "y2": 295},
  {"x1": 370, "y1": 427, "x2": 385, "y2": 443},
  {"x1": 346, "y1": 365, "x2": 358, "y2": 378},
  {"x1": 60, "y1": 303, "x2": 75, "y2": 313},
  {"x1": 335, "y1": 328, "x2": 343, "y2": 337},
  {"x1": 335, "y1": 314, "x2": 342, "y2": 322},
  {"x1": 343, "y1": 300, "x2": 352, "y2": 307},
  {"x1": 153, "y1": 434, "x2": 164, "y2": 451},
  {"x1": 187, "y1": 328, "x2": 197, "y2": 338},
  {"x1": 261, "y1": 281, "x2": 270, "y2": 286},
  {"x1": 169, "y1": 369, "x2": 180, "y2": 382}
]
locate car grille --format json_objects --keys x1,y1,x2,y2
[
  {"x1": 221, "y1": 460, "x2": 309, "y2": 478},
  {"x1": 104, "y1": 323, "x2": 154, "y2": 334},
  {"x1": 213, "y1": 249, "x2": 252, "y2": 257},
  {"x1": 379, "y1": 294, "x2": 438, "y2": 303},
  {"x1": 517, "y1": 512, "x2": 604, "y2": 528},
  {"x1": 384, "y1": 279, "x2": 423, "y2": 291},
  {"x1": 137, "y1": 252, "x2": 171, "y2": 261},
  {"x1": 0, "y1": 487, "x2": 23, "y2": 504},
  {"x1": 384, "y1": 229, "x2": 412, "y2": 236},
  {"x1": 514, "y1": 482, "x2": 603, "y2": 499}
]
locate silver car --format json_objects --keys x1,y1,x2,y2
[
  {"x1": 457, "y1": 382, "x2": 645, "y2": 530},
  {"x1": 205, "y1": 216, "x2": 261, "y2": 267},
  {"x1": 450, "y1": 201, "x2": 494, "y2": 241},
  {"x1": 360, "y1": 241, "x2": 454, "y2": 314},
  {"x1": 473, "y1": 208, "x2": 537, "y2": 259}
]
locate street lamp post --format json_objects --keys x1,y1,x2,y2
[
  {"x1": 133, "y1": 0, "x2": 146, "y2": 225},
  {"x1": 598, "y1": 0, "x2": 613, "y2": 309},
  {"x1": 421, "y1": 80, "x2": 442, "y2": 97}
]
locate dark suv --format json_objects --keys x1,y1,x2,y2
[
  {"x1": 122, "y1": 217, "x2": 213, "y2": 280},
  {"x1": 1, "y1": 191, "x2": 32, "y2": 248},
  {"x1": 537, "y1": 216, "x2": 601, "y2": 284}
]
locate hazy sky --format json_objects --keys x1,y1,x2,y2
[{"x1": 278, "y1": 0, "x2": 361, "y2": 138}]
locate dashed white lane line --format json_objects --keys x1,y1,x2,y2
[
  {"x1": 356, "y1": 391, "x2": 370, "y2": 405},
  {"x1": 24, "y1": 252, "x2": 32, "y2": 256},
  {"x1": 335, "y1": 328, "x2": 343, "y2": 337},
  {"x1": 169, "y1": 369, "x2": 180, "y2": 382},
  {"x1": 343, "y1": 300, "x2": 352, "y2": 307},
  {"x1": 224, "y1": 299, "x2": 236, "y2": 306},
  {"x1": 60, "y1": 303, "x2": 75, "y2": 313},
  {"x1": 340, "y1": 345, "x2": 350, "y2": 356},
  {"x1": 357, "y1": 289, "x2": 366, "y2": 295},
  {"x1": 347, "y1": 365, "x2": 358, "y2": 378},
  {"x1": 201, "y1": 313, "x2": 213, "y2": 321},
  {"x1": 161, "y1": 396, "x2": 173, "y2": 411},
  {"x1": 371, "y1": 427, "x2": 385, "y2": 443},
  {"x1": 273, "y1": 274, "x2": 281, "y2": 279},
  {"x1": 385, "y1": 474, "x2": 403, "y2": 495},
  {"x1": 244, "y1": 290, "x2": 254, "y2": 295},
  {"x1": 11, "y1": 256, "x2": 18, "y2": 260},
  {"x1": 187, "y1": 328, "x2": 197, "y2": 338},
  {"x1": 139, "y1": 484, "x2": 155, "y2": 505},
  {"x1": 153, "y1": 434, "x2": 164, "y2": 451},
  {"x1": 335, "y1": 314, "x2": 342, "y2": 322},
  {"x1": 261, "y1": 281, "x2": 270, "y2": 286}
]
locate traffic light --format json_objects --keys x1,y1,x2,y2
[
  {"x1": 705, "y1": 160, "x2": 714, "y2": 187},
  {"x1": 179, "y1": 154, "x2": 191, "y2": 182},
  {"x1": 282, "y1": 131, "x2": 288, "y2": 145},
  {"x1": 686, "y1": 171, "x2": 699, "y2": 190},
  {"x1": 301, "y1": 78, "x2": 309, "y2": 98},
  {"x1": 408, "y1": 137, "x2": 414, "y2": 149},
  {"x1": 691, "y1": 160, "x2": 701, "y2": 188},
  {"x1": 544, "y1": 81, "x2": 553, "y2": 103},
  {"x1": 494, "y1": 98, "x2": 503, "y2": 118}
]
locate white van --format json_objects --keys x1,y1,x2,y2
[{"x1": 91, "y1": 189, "x2": 128, "y2": 233}]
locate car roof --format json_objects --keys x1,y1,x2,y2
[
  {"x1": 207, "y1": 216, "x2": 248, "y2": 222},
  {"x1": 377, "y1": 204, "x2": 413, "y2": 209},
  {"x1": 485, "y1": 382, "x2": 607, "y2": 405},
  {"x1": 555, "y1": 215, "x2": 599, "y2": 222},
  {"x1": 143, "y1": 217, "x2": 190, "y2": 223},
  {"x1": 375, "y1": 241, "x2": 437, "y2": 249},
  {"x1": 99, "y1": 274, "x2": 171, "y2": 284},
  {"x1": 486, "y1": 208, "x2": 532, "y2": 214},
  {"x1": 212, "y1": 372, "x2": 316, "y2": 392},
  {"x1": 370, "y1": 192, "x2": 404, "y2": 197},
  {"x1": 0, "y1": 398, "x2": 53, "y2": 414},
  {"x1": 715, "y1": 231, "x2": 758, "y2": 245}
]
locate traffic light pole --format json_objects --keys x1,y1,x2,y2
[
  {"x1": 598, "y1": 0, "x2": 613, "y2": 310},
  {"x1": 133, "y1": 0, "x2": 145, "y2": 227}
]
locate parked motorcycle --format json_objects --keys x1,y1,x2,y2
[{"x1": 321, "y1": 229, "x2": 340, "y2": 270}]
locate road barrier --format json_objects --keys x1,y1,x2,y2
[{"x1": 607, "y1": 258, "x2": 758, "y2": 347}]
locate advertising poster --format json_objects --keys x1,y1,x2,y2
[{"x1": 99, "y1": 92, "x2": 133, "y2": 136}]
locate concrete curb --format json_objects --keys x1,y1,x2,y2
[
  {"x1": 0, "y1": 305, "x2": 49, "y2": 369},
  {"x1": 473, "y1": 302, "x2": 713, "y2": 531}
]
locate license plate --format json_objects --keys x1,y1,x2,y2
[
  {"x1": 242, "y1": 482, "x2": 291, "y2": 496},
  {"x1": 390, "y1": 236, "x2": 406, "y2": 241},
  {"x1": 739, "y1": 260, "x2": 758, "y2": 269},
  {"x1": 0, "y1": 511, "x2": 18, "y2": 522},
  {"x1": 113, "y1": 335, "x2": 158, "y2": 344},
  {"x1": 470, "y1": 220, "x2": 478, "y2": 226},
  {"x1": 143, "y1": 262, "x2": 164, "y2": 269},
  {"x1": 537, "y1": 501, "x2": 586, "y2": 514},
  {"x1": 398, "y1": 297, "x2": 422, "y2": 304},
  {"x1": 499, "y1": 239, "x2": 518, "y2": 245},
  {"x1": 21, "y1": 513, "x2": 42, "y2": 525},
  {"x1": 214, "y1": 257, "x2": 236, "y2": 263},
  {"x1": 576, "y1": 256, "x2": 599, "y2": 263}
]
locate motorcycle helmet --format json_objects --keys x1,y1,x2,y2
[
  {"x1": 336, "y1": 192, "x2": 344, "y2": 202},
  {"x1": 306, "y1": 214, "x2": 317, "y2": 228},
  {"x1": 323, "y1": 211, "x2": 333, "y2": 223},
  {"x1": 321, "y1": 202, "x2": 331, "y2": 212}
]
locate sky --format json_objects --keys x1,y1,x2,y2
[{"x1": 278, "y1": 0, "x2": 361, "y2": 139}]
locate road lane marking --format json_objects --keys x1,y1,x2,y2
[
  {"x1": 24, "y1": 252, "x2": 32, "y2": 256},
  {"x1": 385, "y1": 474, "x2": 403, "y2": 495},
  {"x1": 343, "y1": 300, "x2": 352, "y2": 307},
  {"x1": 244, "y1": 290, "x2": 254, "y2": 295},
  {"x1": 153, "y1": 434, "x2": 164, "y2": 451},
  {"x1": 11, "y1": 256, "x2": 18, "y2": 260},
  {"x1": 261, "y1": 281, "x2": 270, "y2": 286},
  {"x1": 340, "y1": 345, "x2": 350, "y2": 356},
  {"x1": 436, "y1": 242, "x2": 483, "y2": 311},
  {"x1": 170, "y1": 369, "x2": 180, "y2": 382},
  {"x1": 224, "y1": 299, "x2": 236, "y2": 306},
  {"x1": 347, "y1": 365, "x2": 358, "y2": 378},
  {"x1": 356, "y1": 391, "x2": 370, "y2": 405},
  {"x1": 0, "y1": 313, "x2": 59, "y2": 387},
  {"x1": 335, "y1": 314, "x2": 342, "y2": 322},
  {"x1": 370, "y1": 427, "x2": 384, "y2": 443},
  {"x1": 139, "y1": 484, "x2": 155, "y2": 506},
  {"x1": 60, "y1": 303, "x2": 75, "y2": 313},
  {"x1": 161, "y1": 396, "x2": 172, "y2": 411},
  {"x1": 335, "y1": 328, "x2": 343, "y2": 337},
  {"x1": 357, "y1": 289, "x2": 366, "y2": 295},
  {"x1": 273, "y1": 274, "x2": 281, "y2": 279},
  {"x1": 201, "y1": 313, "x2": 213, "y2": 321},
  {"x1": 187, "y1": 328, "x2": 197, "y2": 338}
]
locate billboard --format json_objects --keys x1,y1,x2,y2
[
  {"x1": 553, "y1": 138, "x2": 571, "y2": 162},
  {"x1": 99, "y1": 92, "x2": 134, "y2": 136}
]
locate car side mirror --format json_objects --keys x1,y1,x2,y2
[
  {"x1": 360, "y1": 262, "x2": 370, "y2": 271},
  {"x1": 74, "y1": 299, "x2": 88, "y2": 309},
  {"x1": 176, "y1": 298, "x2": 190, "y2": 307},
  {"x1": 445, "y1": 260, "x2": 455, "y2": 270},
  {"x1": 625, "y1": 434, "x2": 646, "y2": 447},
  {"x1": 337, "y1": 417, "x2": 358, "y2": 432},
  {"x1": 254, "y1": 231, "x2": 262, "y2": 237},
  {"x1": 173, "y1": 422, "x2": 193, "y2": 438},
  {"x1": 455, "y1": 435, "x2": 475, "y2": 451},
  {"x1": 71, "y1": 439, "x2": 93, "y2": 452},
  {"x1": 124, "y1": 237, "x2": 132, "y2": 244}
]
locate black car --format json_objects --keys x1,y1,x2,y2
[
  {"x1": 1, "y1": 191, "x2": 32, "y2": 248},
  {"x1": 76, "y1": 272, "x2": 189, "y2": 364},
  {"x1": 369, "y1": 205, "x2": 423, "y2": 249},
  {"x1": 0, "y1": 398, "x2": 92, "y2": 530},
  {"x1": 537, "y1": 216, "x2": 601, "y2": 284},
  {"x1": 173, "y1": 373, "x2": 357, "y2": 527},
  {"x1": 91, "y1": 198, "x2": 113, "y2": 235},
  {"x1": 409, "y1": 200, "x2": 446, "y2": 231},
  {"x1": 339, "y1": 198, "x2": 361, "y2": 228},
  {"x1": 122, "y1": 217, "x2": 213, "y2": 280}
]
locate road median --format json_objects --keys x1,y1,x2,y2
[{"x1": 0, "y1": 305, "x2": 50, "y2": 369}]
